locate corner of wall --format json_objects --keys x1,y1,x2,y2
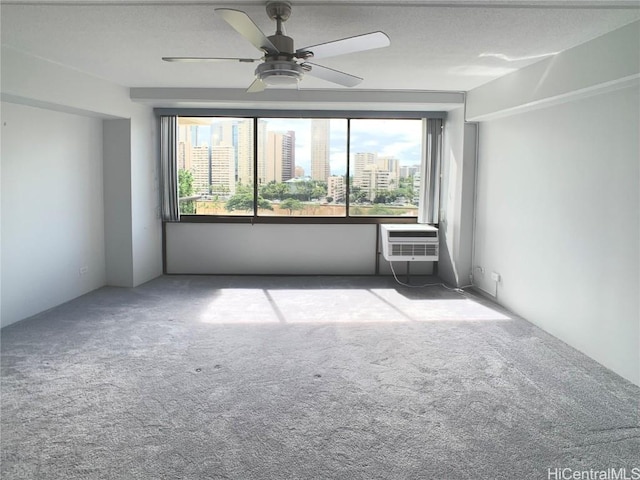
[
  {"x1": 438, "y1": 107, "x2": 476, "y2": 288},
  {"x1": 465, "y1": 20, "x2": 640, "y2": 122}
]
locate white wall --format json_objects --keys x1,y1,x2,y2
[
  {"x1": 466, "y1": 20, "x2": 639, "y2": 122},
  {"x1": 1, "y1": 45, "x2": 137, "y2": 119},
  {"x1": 1, "y1": 102, "x2": 106, "y2": 327},
  {"x1": 131, "y1": 110, "x2": 162, "y2": 286},
  {"x1": 167, "y1": 223, "x2": 376, "y2": 275},
  {"x1": 439, "y1": 107, "x2": 477, "y2": 287},
  {"x1": 166, "y1": 223, "x2": 433, "y2": 276},
  {"x1": 103, "y1": 111, "x2": 162, "y2": 288},
  {"x1": 467, "y1": 20, "x2": 640, "y2": 385},
  {"x1": 1, "y1": 48, "x2": 162, "y2": 326},
  {"x1": 103, "y1": 119, "x2": 134, "y2": 287},
  {"x1": 472, "y1": 85, "x2": 639, "y2": 384}
]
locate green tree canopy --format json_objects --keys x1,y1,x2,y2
[
  {"x1": 260, "y1": 181, "x2": 290, "y2": 201},
  {"x1": 280, "y1": 198, "x2": 304, "y2": 215},
  {"x1": 349, "y1": 186, "x2": 367, "y2": 204},
  {"x1": 369, "y1": 204, "x2": 405, "y2": 216},
  {"x1": 225, "y1": 193, "x2": 273, "y2": 213},
  {"x1": 373, "y1": 190, "x2": 399, "y2": 204},
  {"x1": 178, "y1": 169, "x2": 195, "y2": 214}
]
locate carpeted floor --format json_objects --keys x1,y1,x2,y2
[{"x1": 1, "y1": 275, "x2": 638, "y2": 479}]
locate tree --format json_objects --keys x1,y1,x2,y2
[
  {"x1": 349, "y1": 186, "x2": 367, "y2": 204},
  {"x1": 178, "y1": 169, "x2": 195, "y2": 214},
  {"x1": 297, "y1": 181, "x2": 314, "y2": 201},
  {"x1": 373, "y1": 190, "x2": 398, "y2": 204},
  {"x1": 280, "y1": 198, "x2": 304, "y2": 215},
  {"x1": 225, "y1": 193, "x2": 273, "y2": 213},
  {"x1": 257, "y1": 197, "x2": 274, "y2": 211},
  {"x1": 369, "y1": 204, "x2": 405, "y2": 216},
  {"x1": 396, "y1": 176, "x2": 415, "y2": 204},
  {"x1": 311, "y1": 183, "x2": 327, "y2": 200},
  {"x1": 260, "y1": 181, "x2": 291, "y2": 200},
  {"x1": 225, "y1": 193, "x2": 254, "y2": 213}
]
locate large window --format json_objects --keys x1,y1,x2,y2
[
  {"x1": 257, "y1": 118, "x2": 347, "y2": 217},
  {"x1": 178, "y1": 117, "x2": 254, "y2": 216},
  {"x1": 170, "y1": 115, "x2": 439, "y2": 220},
  {"x1": 349, "y1": 119, "x2": 422, "y2": 217}
]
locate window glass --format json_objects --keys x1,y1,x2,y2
[
  {"x1": 349, "y1": 119, "x2": 422, "y2": 217},
  {"x1": 177, "y1": 117, "x2": 254, "y2": 215},
  {"x1": 256, "y1": 118, "x2": 348, "y2": 217},
  {"x1": 176, "y1": 116, "x2": 425, "y2": 219}
]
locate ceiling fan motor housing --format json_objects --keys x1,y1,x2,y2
[
  {"x1": 266, "y1": 2, "x2": 292, "y2": 22},
  {"x1": 256, "y1": 60, "x2": 304, "y2": 86},
  {"x1": 268, "y1": 34, "x2": 295, "y2": 55},
  {"x1": 258, "y1": 25, "x2": 302, "y2": 86}
]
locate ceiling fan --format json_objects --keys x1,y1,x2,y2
[{"x1": 162, "y1": 1, "x2": 390, "y2": 93}]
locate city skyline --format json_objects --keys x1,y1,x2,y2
[{"x1": 179, "y1": 117, "x2": 422, "y2": 178}]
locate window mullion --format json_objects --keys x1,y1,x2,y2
[
  {"x1": 346, "y1": 118, "x2": 351, "y2": 217},
  {"x1": 253, "y1": 117, "x2": 259, "y2": 219}
]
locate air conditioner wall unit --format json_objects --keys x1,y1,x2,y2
[{"x1": 380, "y1": 224, "x2": 439, "y2": 262}]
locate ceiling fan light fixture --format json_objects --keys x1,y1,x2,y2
[{"x1": 256, "y1": 60, "x2": 304, "y2": 86}]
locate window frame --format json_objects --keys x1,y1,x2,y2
[{"x1": 160, "y1": 109, "x2": 445, "y2": 225}]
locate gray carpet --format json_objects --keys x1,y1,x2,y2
[{"x1": 1, "y1": 275, "x2": 638, "y2": 480}]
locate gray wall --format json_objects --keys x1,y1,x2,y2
[
  {"x1": 166, "y1": 223, "x2": 434, "y2": 276},
  {"x1": 104, "y1": 119, "x2": 134, "y2": 287},
  {"x1": 472, "y1": 85, "x2": 639, "y2": 385},
  {"x1": 467, "y1": 22, "x2": 640, "y2": 385},
  {"x1": 439, "y1": 107, "x2": 477, "y2": 287},
  {"x1": 1, "y1": 48, "x2": 163, "y2": 327},
  {"x1": 1, "y1": 102, "x2": 106, "y2": 327}
]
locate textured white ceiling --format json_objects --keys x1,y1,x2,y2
[{"x1": 1, "y1": 1, "x2": 639, "y2": 92}]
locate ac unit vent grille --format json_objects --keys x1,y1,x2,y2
[
  {"x1": 389, "y1": 231, "x2": 437, "y2": 238},
  {"x1": 391, "y1": 243, "x2": 437, "y2": 257}
]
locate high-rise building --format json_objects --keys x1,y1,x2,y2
[
  {"x1": 211, "y1": 120, "x2": 238, "y2": 182},
  {"x1": 191, "y1": 144, "x2": 210, "y2": 194},
  {"x1": 353, "y1": 152, "x2": 377, "y2": 187},
  {"x1": 377, "y1": 156, "x2": 400, "y2": 191},
  {"x1": 327, "y1": 175, "x2": 346, "y2": 203},
  {"x1": 282, "y1": 130, "x2": 295, "y2": 182},
  {"x1": 310, "y1": 119, "x2": 330, "y2": 182},
  {"x1": 361, "y1": 164, "x2": 392, "y2": 201},
  {"x1": 236, "y1": 119, "x2": 255, "y2": 186},
  {"x1": 191, "y1": 125, "x2": 211, "y2": 147},
  {"x1": 413, "y1": 173, "x2": 421, "y2": 205},
  {"x1": 264, "y1": 130, "x2": 296, "y2": 183},
  {"x1": 210, "y1": 145, "x2": 236, "y2": 196},
  {"x1": 211, "y1": 120, "x2": 234, "y2": 148},
  {"x1": 399, "y1": 164, "x2": 420, "y2": 179},
  {"x1": 377, "y1": 156, "x2": 400, "y2": 179},
  {"x1": 178, "y1": 125, "x2": 192, "y2": 171},
  {"x1": 295, "y1": 166, "x2": 305, "y2": 178}
]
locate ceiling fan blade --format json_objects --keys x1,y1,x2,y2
[
  {"x1": 162, "y1": 57, "x2": 260, "y2": 63},
  {"x1": 246, "y1": 78, "x2": 266, "y2": 93},
  {"x1": 297, "y1": 31, "x2": 390, "y2": 60},
  {"x1": 215, "y1": 8, "x2": 279, "y2": 55},
  {"x1": 304, "y1": 63, "x2": 362, "y2": 88}
]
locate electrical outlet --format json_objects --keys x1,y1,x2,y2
[
  {"x1": 79, "y1": 266, "x2": 88, "y2": 276},
  {"x1": 491, "y1": 272, "x2": 500, "y2": 282}
]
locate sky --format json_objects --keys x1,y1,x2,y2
[
  {"x1": 265, "y1": 118, "x2": 423, "y2": 176},
  {"x1": 182, "y1": 117, "x2": 423, "y2": 177}
]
